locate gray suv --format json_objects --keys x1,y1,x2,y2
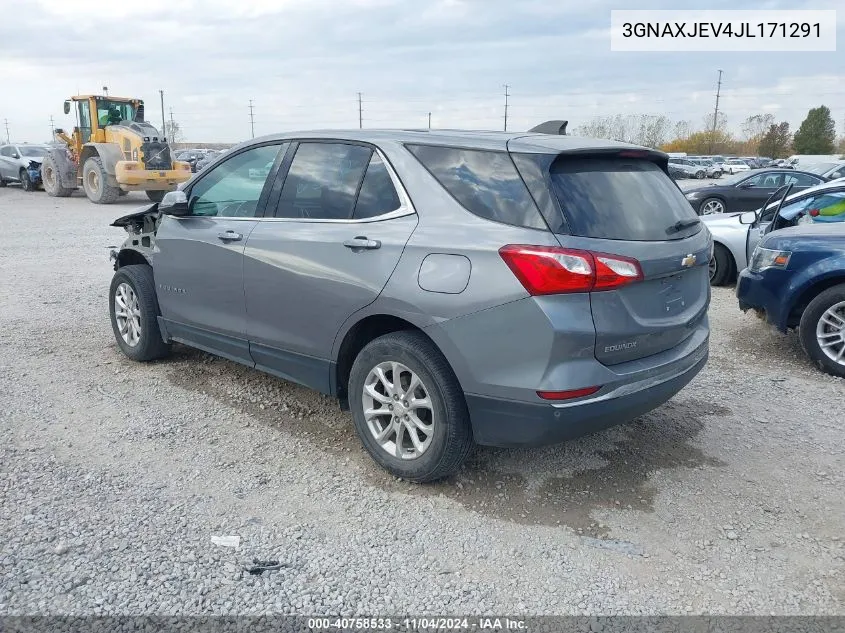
[{"x1": 108, "y1": 128, "x2": 711, "y2": 482}]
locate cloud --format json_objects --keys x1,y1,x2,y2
[{"x1": 0, "y1": 0, "x2": 842, "y2": 143}]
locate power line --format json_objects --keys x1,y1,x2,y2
[
  {"x1": 503, "y1": 84, "x2": 510, "y2": 131},
  {"x1": 248, "y1": 99, "x2": 255, "y2": 138},
  {"x1": 709, "y1": 69, "x2": 723, "y2": 154},
  {"x1": 358, "y1": 92, "x2": 363, "y2": 129}
]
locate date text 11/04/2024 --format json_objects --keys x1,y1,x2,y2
[
  {"x1": 622, "y1": 22, "x2": 821, "y2": 38},
  {"x1": 306, "y1": 617, "x2": 527, "y2": 630}
]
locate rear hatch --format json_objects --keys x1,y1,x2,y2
[{"x1": 540, "y1": 154, "x2": 710, "y2": 365}]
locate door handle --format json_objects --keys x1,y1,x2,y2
[
  {"x1": 343, "y1": 236, "x2": 381, "y2": 250},
  {"x1": 217, "y1": 230, "x2": 243, "y2": 242}
]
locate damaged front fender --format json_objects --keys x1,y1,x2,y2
[{"x1": 110, "y1": 204, "x2": 161, "y2": 270}]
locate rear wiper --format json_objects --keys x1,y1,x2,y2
[{"x1": 666, "y1": 218, "x2": 701, "y2": 235}]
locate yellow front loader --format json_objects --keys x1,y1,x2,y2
[{"x1": 42, "y1": 94, "x2": 191, "y2": 204}]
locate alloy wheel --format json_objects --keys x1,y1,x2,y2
[
  {"x1": 816, "y1": 300, "x2": 845, "y2": 365},
  {"x1": 701, "y1": 200, "x2": 725, "y2": 215},
  {"x1": 114, "y1": 282, "x2": 142, "y2": 347},
  {"x1": 361, "y1": 361, "x2": 435, "y2": 460}
]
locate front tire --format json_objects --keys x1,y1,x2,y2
[
  {"x1": 82, "y1": 156, "x2": 120, "y2": 204},
  {"x1": 109, "y1": 265, "x2": 171, "y2": 362},
  {"x1": 41, "y1": 153, "x2": 74, "y2": 197},
  {"x1": 348, "y1": 331, "x2": 474, "y2": 483},
  {"x1": 799, "y1": 285, "x2": 845, "y2": 378},
  {"x1": 20, "y1": 169, "x2": 35, "y2": 192},
  {"x1": 709, "y1": 244, "x2": 734, "y2": 286},
  {"x1": 146, "y1": 190, "x2": 167, "y2": 203},
  {"x1": 696, "y1": 170, "x2": 706, "y2": 179}
]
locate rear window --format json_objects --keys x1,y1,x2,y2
[
  {"x1": 406, "y1": 144, "x2": 546, "y2": 230},
  {"x1": 549, "y1": 157, "x2": 700, "y2": 241}
]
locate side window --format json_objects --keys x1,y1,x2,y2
[
  {"x1": 773, "y1": 195, "x2": 816, "y2": 224},
  {"x1": 785, "y1": 173, "x2": 822, "y2": 187},
  {"x1": 276, "y1": 143, "x2": 372, "y2": 219},
  {"x1": 78, "y1": 101, "x2": 92, "y2": 144},
  {"x1": 0, "y1": 146, "x2": 11, "y2": 157},
  {"x1": 353, "y1": 153, "x2": 401, "y2": 219},
  {"x1": 406, "y1": 144, "x2": 545, "y2": 230},
  {"x1": 741, "y1": 174, "x2": 766, "y2": 187},
  {"x1": 189, "y1": 143, "x2": 284, "y2": 217},
  {"x1": 759, "y1": 173, "x2": 783, "y2": 188}
]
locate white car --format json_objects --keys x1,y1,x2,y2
[{"x1": 722, "y1": 159, "x2": 750, "y2": 175}]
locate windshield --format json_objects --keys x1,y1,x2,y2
[
  {"x1": 19, "y1": 146, "x2": 48, "y2": 157},
  {"x1": 549, "y1": 157, "x2": 700, "y2": 241},
  {"x1": 805, "y1": 162, "x2": 840, "y2": 175},
  {"x1": 95, "y1": 99, "x2": 136, "y2": 126}
]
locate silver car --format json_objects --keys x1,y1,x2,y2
[
  {"x1": 0, "y1": 143, "x2": 49, "y2": 190},
  {"x1": 704, "y1": 180, "x2": 845, "y2": 285},
  {"x1": 107, "y1": 128, "x2": 711, "y2": 481}
]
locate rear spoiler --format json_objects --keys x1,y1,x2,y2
[{"x1": 528, "y1": 120, "x2": 568, "y2": 135}]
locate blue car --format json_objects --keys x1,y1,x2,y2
[{"x1": 737, "y1": 224, "x2": 845, "y2": 377}]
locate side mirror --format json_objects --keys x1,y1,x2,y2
[
  {"x1": 11, "y1": 153, "x2": 19, "y2": 159},
  {"x1": 158, "y1": 190, "x2": 190, "y2": 216},
  {"x1": 739, "y1": 211, "x2": 757, "y2": 225},
  {"x1": 63, "y1": 101, "x2": 71, "y2": 115}
]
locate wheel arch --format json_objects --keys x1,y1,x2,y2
[
  {"x1": 332, "y1": 312, "x2": 451, "y2": 407},
  {"x1": 787, "y1": 274, "x2": 845, "y2": 329},
  {"x1": 114, "y1": 248, "x2": 151, "y2": 271},
  {"x1": 711, "y1": 240, "x2": 737, "y2": 283}
]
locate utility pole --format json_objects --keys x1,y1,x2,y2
[
  {"x1": 357, "y1": 93, "x2": 363, "y2": 129},
  {"x1": 709, "y1": 70, "x2": 723, "y2": 154},
  {"x1": 169, "y1": 108, "x2": 175, "y2": 143},
  {"x1": 503, "y1": 84, "x2": 510, "y2": 132},
  {"x1": 249, "y1": 99, "x2": 255, "y2": 138},
  {"x1": 428, "y1": 112, "x2": 431, "y2": 129},
  {"x1": 50, "y1": 115, "x2": 55, "y2": 137},
  {"x1": 159, "y1": 90, "x2": 166, "y2": 138},
  {"x1": 3, "y1": 119, "x2": 9, "y2": 144}
]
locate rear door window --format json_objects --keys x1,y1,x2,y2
[
  {"x1": 353, "y1": 153, "x2": 401, "y2": 219},
  {"x1": 406, "y1": 144, "x2": 546, "y2": 230},
  {"x1": 276, "y1": 143, "x2": 372, "y2": 220},
  {"x1": 549, "y1": 157, "x2": 700, "y2": 241}
]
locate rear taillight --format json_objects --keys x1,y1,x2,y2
[{"x1": 499, "y1": 245, "x2": 643, "y2": 295}]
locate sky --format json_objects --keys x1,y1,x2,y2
[{"x1": 1, "y1": 0, "x2": 843, "y2": 144}]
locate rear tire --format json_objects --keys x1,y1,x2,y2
[
  {"x1": 799, "y1": 284, "x2": 845, "y2": 378},
  {"x1": 109, "y1": 264, "x2": 171, "y2": 362},
  {"x1": 82, "y1": 156, "x2": 120, "y2": 204},
  {"x1": 696, "y1": 170, "x2": 706, "y2": 179},
  {"x1": 348, "y1": 331, "x2": 474, "y2": 483},
  {"x1": 146, "y1": 190, "x2": 167, "y2": 203},
  {"x1": 700, "y1": 197, "x2": 726, "y2": 215},
  {"x1": 709, "y1": 244, "x2": 734, "y2": 286},
  {"x1": 41, "y1": 153, "x2": 74, "y2": 197}
]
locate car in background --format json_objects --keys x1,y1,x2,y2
[
  {"x1": 105, "y1": 128, "x2": 711, "y2": 481},
  {"x1": 722, "y1": 159, "x2": 751, "y2": 175},
  {"x1": 703, "y1": 180, "x2": 845, "y2": 285},
  {"x1": 174, "y1": 149, "x2": 212, "y2": 172},
  {"x1": 668, "y1": 158, "x2": 707, "y2": 179},
  {"x1": 689, "y1": 158, "x2": 722, "y2": 178},
  {"x1": 0, "y1": 143, "x2": 49, "y2": 191},
  {"x1": 194, "y1": 150, "x2": 221, "y2": 172},
  {"x1": 805, "y1": 161, "x2": 845, "y2": 182},
  {"x1": 771, "y1": 159, "x2": 794, "y2": 169},
  {"x1": 737, "y1": 224, "x2": 845, "y2": 377},
  {"x1": 685, "y1": 169, "x2": 825, "y2": 215}
]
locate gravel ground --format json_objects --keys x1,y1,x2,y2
[{"x1": 0, "y1": 186, "x2": 843, "y2": 616}]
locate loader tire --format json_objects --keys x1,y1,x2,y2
[
  {"x1": 41, "y1": 153, "x2": 74, "y2": 197},
  {"x1": 82, "y1": 157, "x2": 120, "y2": 204}
]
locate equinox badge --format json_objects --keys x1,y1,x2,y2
[{"x1": 681, "y1": 253, "x2": 697, "y2": 268}]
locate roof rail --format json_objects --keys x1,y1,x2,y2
[{"x1": 528, "y1": 120, "x2": 568, "y2": 135}]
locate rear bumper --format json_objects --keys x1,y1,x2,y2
[
  {"x1": 466, "y1": 337, "x2": 708, "y2": 447},
  {"x1": 115, "y1": 161, "x2": 192, "y2": 190}
]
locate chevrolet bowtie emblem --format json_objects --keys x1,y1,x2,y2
[{"x1": 681, "y1": 254, "x2": 697, "y2": 267}]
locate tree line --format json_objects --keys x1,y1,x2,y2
[{"x1": 573, "y1": 106, "x2": 843, "y2": 158}]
